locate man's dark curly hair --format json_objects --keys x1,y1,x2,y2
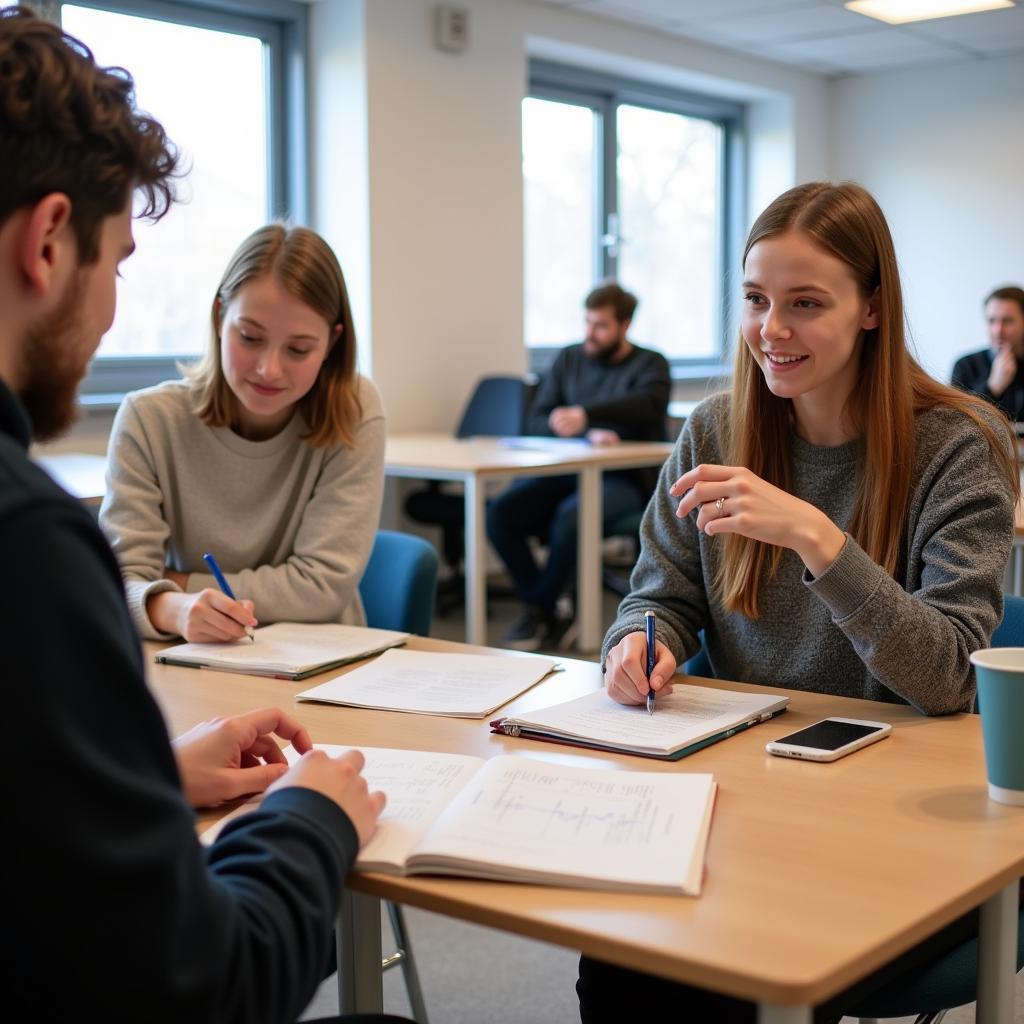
[{"x1": 0, "y1": 5, "x2": 178, "y2": 261}]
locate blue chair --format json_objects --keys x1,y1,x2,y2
[
  {"x1": 357, "y1": 530, "x2": 439, "y2": 1023},
  {"x1": 359, "y1": 529, "x2": 439, "y2": 636},
  {"x1": 682, "y1": 630, "x2": 713, "y2": 678}
]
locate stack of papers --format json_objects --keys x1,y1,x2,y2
[{"x1": 296, "y1": 649, "x2": 557, "y2": 718}]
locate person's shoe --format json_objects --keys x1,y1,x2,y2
[
  {"x1": 503, "y1": 605, "x2": 551, "y2": 651},
  {"x1": 542, "y1": 614, "x2": 577, "y2": 652}
]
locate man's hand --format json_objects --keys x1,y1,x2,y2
[
  {"x1": 549, "y1": 405, "x2": 588, "y2": 437},
  {"x1": 585, "y1": 428, "x2": 620, "y2": 447},
  {"x1": 268, "y1": 748, "x2": 387, "y2": 847},
  {"x1": 173, "y1": 707, "x2": 313, "y2": 808},
  {"x1": 988, "y1": 344, "x2": 1017, "y2": 398}
]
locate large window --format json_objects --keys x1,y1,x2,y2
[
  {"x1": 59, "y1": 0, "x2": 307, "y2": 398},
  {"x1": 524, "y1": 63, "x2": 743, "y2": 369}
]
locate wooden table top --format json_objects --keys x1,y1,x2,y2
[
  {"x1": 148, "y1": 637, "x2": 1024, "y2": 1007},
  {"x1": 384, "y1": 434, "x2": 674, "y2": 477}
]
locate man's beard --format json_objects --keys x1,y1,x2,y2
[
  {"x1": 588, "y1": 335, "x2": 626, "y2": 364},
  {"x1": 19, "y1": 273, "x2": 88, "y2": 443}
]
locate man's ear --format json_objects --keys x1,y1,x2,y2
[
  {"x1": 861, "y1": 287, "x2": 881, "y2": 331},
  {"x1": 19, "y1": 193, "x2": 75, "y2": 296}
]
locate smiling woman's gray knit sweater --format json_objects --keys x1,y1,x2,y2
[{"x1": 603, "y1": 392, "x2": 1015, "y2": 714}]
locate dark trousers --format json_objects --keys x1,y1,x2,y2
[
  {"x1": 485, "y1": 474, "x2": 645, "y2": 613},
  {"x1": 577, "y1": 894, "x2": 1015, "y2": 1024}
]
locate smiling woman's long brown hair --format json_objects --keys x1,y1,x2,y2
[{"x1": 718, "y1": 181, "x2": 1020, "y2": 617}]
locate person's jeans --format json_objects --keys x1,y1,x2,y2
[{"x1": 486, "y1": 473, "x2": 645, "y2": 614}]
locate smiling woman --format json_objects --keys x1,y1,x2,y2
[
  {"x1": 582, "y1": 180, "x2": 1023, "y2": 1024},
  {"x1": 98, "y1": 225, "x2": 386, "y2": 644}
]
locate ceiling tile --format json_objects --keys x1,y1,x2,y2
[
  {"x1": 585, "y1": 0, "x2": 790, "y2": 24},
  {"x1": 538, "y1": 0, "x2": 1024, "y2": 73},
  {"x1": 766, "y1": 25, "x2": 967, "y2": 70},
  {"x1": 680, "y1": 3, "x2": 889, "y2": 44},
  {"x1": 906, "y1": 4, "x2": 1024, "y2": 46}
]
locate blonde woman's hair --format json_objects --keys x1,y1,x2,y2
[
  {"x1": 185, "y1": 224, "x2": 361, "y2": 448},
  {"x1": 718, "y1": 181, "x2": 1020, "y2": 617}
]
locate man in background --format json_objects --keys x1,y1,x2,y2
[
  {"x1": 487, "y1": 282, "x2": 670, "y2": 651},
  {"x1": 0, "y1": 9, "x2": 401, "y2": 1022},
  {"x1": 952, "y1": 285, "x2": 1024, "y2": 423}
]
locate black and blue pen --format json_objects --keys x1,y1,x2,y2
[{"x1": 645, "y1": 609, "x2": 656, "y2": 715}]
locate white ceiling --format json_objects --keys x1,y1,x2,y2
[{"x1": 537, "y1": 0, "x2": 1024, "y2": 74}]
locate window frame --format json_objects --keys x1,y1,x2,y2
[
  {"x1": 526, "y1": 60, "x2": 745, "y2": 379},
  {"x1": 61, "y1": 0, "x2": 309, "y2": 404}
]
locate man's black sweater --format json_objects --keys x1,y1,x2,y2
[
  {"x1": 951, "y1": 347, "x2": 1024, "y2": 423},
  {"x1": 1, "y1": 378, "x2": 358, "y2": 1023},
  {"x1": 526, "y1": 342, "x2": 670, "y2": 441}
]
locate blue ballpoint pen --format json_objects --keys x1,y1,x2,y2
[
  {"x1": 645, "y1": 610, "x2": 656, "y2": 715},
  {"x1": 202, "y1": 552, "x2": 255, "y2": 642}
]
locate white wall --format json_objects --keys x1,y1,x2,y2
[
  {"x1": 832, "y1": 55, "x2": 1024, "y2": 381},
  {"x1": 309, "y1": 0, "x2": 832, "y2": 432}
]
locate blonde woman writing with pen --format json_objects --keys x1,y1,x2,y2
[{"x1": 100, "y1": 225, "x2": 385, "y2": 643}]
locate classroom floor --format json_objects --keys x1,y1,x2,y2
[{"x1": 300, "y1": 579, "x2": 1024, "y2": 1024}]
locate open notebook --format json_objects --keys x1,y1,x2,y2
[
  {"x1": 155, "y1": 622, "x2": 409, "y2": 680},
  {"x1": 216, "y1": 746, "x2": 717, "y2": 895},
  {"x1": 295, "y1": 649, "x2": 557, "y2": 718},
  {"x1": 491, "y1": 685, "x2": 789, "y2": 760}
]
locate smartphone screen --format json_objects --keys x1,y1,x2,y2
[{"x1": 773, "y1": 720, "x2": 884, "y2": 751}]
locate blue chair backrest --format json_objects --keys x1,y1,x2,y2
[
  {"x1": 358, "y1": 530, "x2": 439, "y2": 636},
  {"x1": 683, "y1": 631, "x2": 713, "y2": 677},
  {"x1": 992, "y1": 594, "x2": 1024, "y2": 647},
  {"x1": 456, "y1": 376, "x2": 527, "y2": 438}
]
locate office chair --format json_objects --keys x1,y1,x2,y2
[
  {"x1": 404, "y1": 375, "x2": 533, "y2": 615},
  {"x1": 357, "y1": 530, "x2": 440, "y2": 1024},
  {"x1": 358, "y1": 529, "x2": 438, "y2": 638}
]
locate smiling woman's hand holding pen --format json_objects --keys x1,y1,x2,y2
[{"x1": 605, "y1": 625, "x2": 676, "y2": 707}]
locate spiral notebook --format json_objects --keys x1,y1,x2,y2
[{"x1": 491, "y1": 685, "x2": 788, "y2": 760}]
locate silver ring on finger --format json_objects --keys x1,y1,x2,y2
[{"x1": 714, "y1": 496, "x2": 726, "y2": 516}]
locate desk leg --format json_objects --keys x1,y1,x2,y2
[
  {"x1": 336, "y1": 890, "x2": 383, "y2": 1015},
  {"x1": 757, "y1": 1005, "x2": 812, "y2": 1024},
  {"x1": 976, "y1": 880, "x2": 1019, "y2": 1024},
  {"x1": 577, "y1": 465, "x2": 602, "y2": 653},
  {"x1": 464, "y1": 475, "x2": 487, "y2": 646}
]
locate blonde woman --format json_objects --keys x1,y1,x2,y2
[
  {"x1": 101, "y1": 225, "x2": 385, "y2": 642},
  {"x1": 581, "y1": 181, "x2": 1020, "y2": 1023}
]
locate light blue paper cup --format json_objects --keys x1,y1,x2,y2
[{"x1": 969, "y1": 647, "x2": 1024, "y2": 806}]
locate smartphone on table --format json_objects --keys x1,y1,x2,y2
[{"x1": 765, "y1": 717, "x2": 891, "y2": 762}]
